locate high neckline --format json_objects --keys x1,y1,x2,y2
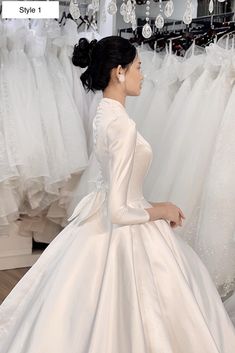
[{"x1": 101, "y1": 97, "x2": 125, "y2": 110}]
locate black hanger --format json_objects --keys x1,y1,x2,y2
[{"x1": 59, "y1": 10, "x2": 67, "y2": 25}]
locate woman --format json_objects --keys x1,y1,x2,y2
[{"x1": 0, "y1": 36, "x2": 235, "y2": 353}]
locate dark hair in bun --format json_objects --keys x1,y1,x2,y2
[
  {"x1": 72, "y1": 38, "x2": 97, "y2": 68},
  {"x1": 73, "y1": 36, "x2": 137, "y2": 92}
]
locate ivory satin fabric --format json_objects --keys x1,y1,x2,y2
[{"x1": 0, "y1": 98, "x2": 235, "y2": 352}]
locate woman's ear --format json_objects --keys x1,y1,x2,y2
[
  {"x1": 110, "y1": 65, "x2": 126, "y2": 84},
  {"x1": 116, "y1": 65, "x2": 126, "y2": 83}
]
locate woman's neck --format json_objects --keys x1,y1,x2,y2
[{"x1": 103, "y1": 87, "x2": 126, "y2": 107}]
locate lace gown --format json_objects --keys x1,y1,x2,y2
[
  {"x1": 139, "y1": 51, "x2": 180, "y2": 145},
  {"x1": 5, "y1": 22, "x2": 51, "y2": 215},
  {"x1": 26, "y1": 30, "x2": 70, "y2": 204},
  {"x1": 45, "y1": 21, "x2": 88, "y2": 176},
  {"x1": 177, "y1": 45, "x2": 233, "y2": 246},
  {"x1": 195, "y1": 52, "x2": 235, "y2": 296},
  {"x1": 143, "y1": 51, "x2": 204, "y2": 199},
  {"x1": 0, "y1": 30, "x2": 21, "y2": 225},
  {"x1": 148, "y1": 47, "x2": 220, "y2": 221},
  {"x1": 0, "y1": 98, "x2": 235, "y2": 353}
]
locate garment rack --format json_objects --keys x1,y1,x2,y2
[{"x1": 118, "y1": 12, "x2": 235, "y2": 37}]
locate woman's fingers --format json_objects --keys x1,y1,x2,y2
[{"x1": 178, "y1": 208, "x2": 186, "y2": 219}]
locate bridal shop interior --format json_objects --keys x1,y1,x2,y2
[{"x1": 1, "y1": 0, "x2": 235, "y2": 316}]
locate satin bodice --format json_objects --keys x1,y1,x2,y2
[
  {"x1": 69, "y1": 98, "x2": 152, "y2": 225},
  {"x1": 94, "y1": 98, "x2": 152, "y2": 202},
  {"x1": 127, "y1": 132, "x2": 152, "y2": 202}
]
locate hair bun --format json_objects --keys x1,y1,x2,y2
[
  {"x1": 72, "y1": 38, "x2": 97, "y2": 68},
  {"x1": 89, "y1": 39, "x2": 97, "y2": 53}
]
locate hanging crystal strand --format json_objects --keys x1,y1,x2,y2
[
  {"x1": 107, "y1": 0, "x2": 117, "y2": 15},
  {"x1": 122, "y1": 0, "x2": 132, "y2": 23},
  {"x1": 69, "y1": 0, "x2": 81, "y2": 20},
  {"x1": 120, "y1": 0, "x2": 128, "y2": 23},
  {"x1": 155, "y1": 0, "x2": 164, "y2": 30},
  {"x1": 131, "y1": 0, "x2": 137, "y2": 31},
  {"x1": 142, "y1": 0, "x2": 152, "y2": 38},
  {"x1": 120, "y1": 0, "x2": 127, "y2": 16},
  {"x1": 164, "y1": 0, "x2": 174, "y2": 18},
  {"x1": 101, "y1": 0, "x2": 107, "y2": 23},
  {"x1": 183, "y1": 0, "x2": 193, "y2": 25},
  {"x1": 90, "y1": 0, "x2": 99, "y2": 30},
  {"x1": 92, "y1": 0, "x2": 100, "y2": 13},
  {"x1": 209, "y1": 0, "x2": 214, "y2": 14}
]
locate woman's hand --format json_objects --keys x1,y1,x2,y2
[{"x1": 145, "y1": 202, "x2": 186, "y2": 228}]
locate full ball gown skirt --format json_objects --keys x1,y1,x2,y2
[{"x1": 0, "y1": 98, "x2": 235, "y2": 353}]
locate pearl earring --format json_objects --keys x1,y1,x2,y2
[{"x1": 118, "y1": 74, "x2": 125, "y2": 83}]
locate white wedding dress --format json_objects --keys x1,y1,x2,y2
[
  {"x1": 5, "y1": 21, "x2": 52, "y2": 215},
  {"x1": 0, "y1": 26, "x2": 21, "y2": 226},
  {"x1": 0, "y1": 98, "x2": 235, "y2": 353},
  {"x1": 143, "y1": 47, "x2": 204, "y2": 199},
  {"x1": 45, "y1": 21, "x2": 88, "y2": 176},
  {"x1": 195, "y1": 49, "x2": 235, "y2": 296}
]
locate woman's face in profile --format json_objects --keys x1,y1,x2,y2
[{"x1": 125, "y1": 55, "x2": 144, "y2": 96}]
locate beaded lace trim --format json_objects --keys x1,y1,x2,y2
[{"x1": 92, "y1": 109, "x2": 106, "y2": 190}]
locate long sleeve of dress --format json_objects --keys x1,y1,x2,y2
[{"x1": 106, "y1": 115, "x2": 150, "y2": 225}]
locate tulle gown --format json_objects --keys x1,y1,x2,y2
[
  {"x1": 5, "y1": 21, "x2": 51, "y2": 215},
  {"x1": 178, "y1": 44, "x2": 233, "y2": 244},
  {"x1": 0, "y1": 27, "x2": 21, "y2": 225},
  {"x1": 195, "y1": 49, "x2": 235, "y2": 297},
  {"x1": 143, "y1": 47, "x2": 205, "y2": 197},
  {"x1": 25, "y1": 29, "x2": 70, "y2": 203},
  {"x1": 57, "y1": 18, "x2": 92, "y2": 147},
  {"x1": 0, "y1": 98, "x2": 235, "y2": 353},
  {"x1": 147, "y1": 45, "x2": 221, "y2": 216},
  {"x1": 45, "y1": 21, "x2": 88, "y2": 176},
  {"x1": 139, "y1": 49, "x2": 180, "y2": 145}
]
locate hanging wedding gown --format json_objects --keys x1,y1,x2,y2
[
  {"x1": 0, "y1": 19, "x2": 90, "y2": 241},
  {"x1": 211, "y1": 42, "x2": 235, "y2": 318},
  {"x1": 45, "y1": 22, "x2": 88, "y2": 176},
  {"x1": 194, "y1": 47, "x2": 235, "y2": 296},
  {"x1": 139, "y1": 48, "x2": 180, "y2": 145},
  {"x1": 155, "y1": 45, "x2": 205, "y2": 153},
  {"x1": 0, "y1": 26, "x2": 21, "y2": 226},
  {"x1": 143, "y1": 46, "x2": 205, "y2": 197},
  {"x1": 5, "y1": 21, "x2": 51, "y2": 214},
  {"x1": 138, "y1": 48, "x2": 180, "y2": 199},
  {"x1": 57, "y1": 18, "x2": 91, "y2": 146},
  {"x1": 25, "y1": 29, "x2": 70, "y2": 202},
  {"x1": 0, "y1": 98, "x2": 235, "y2": 353},
  {"x1": 147, "y1": 44, "x2": 221, "y2": 214},
  {"x1": 178, "y1": 44, "x2": 233, "y2": 245},
  {"x1": 59, "y1": 22, "x2": 102, "y2": 153}
]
